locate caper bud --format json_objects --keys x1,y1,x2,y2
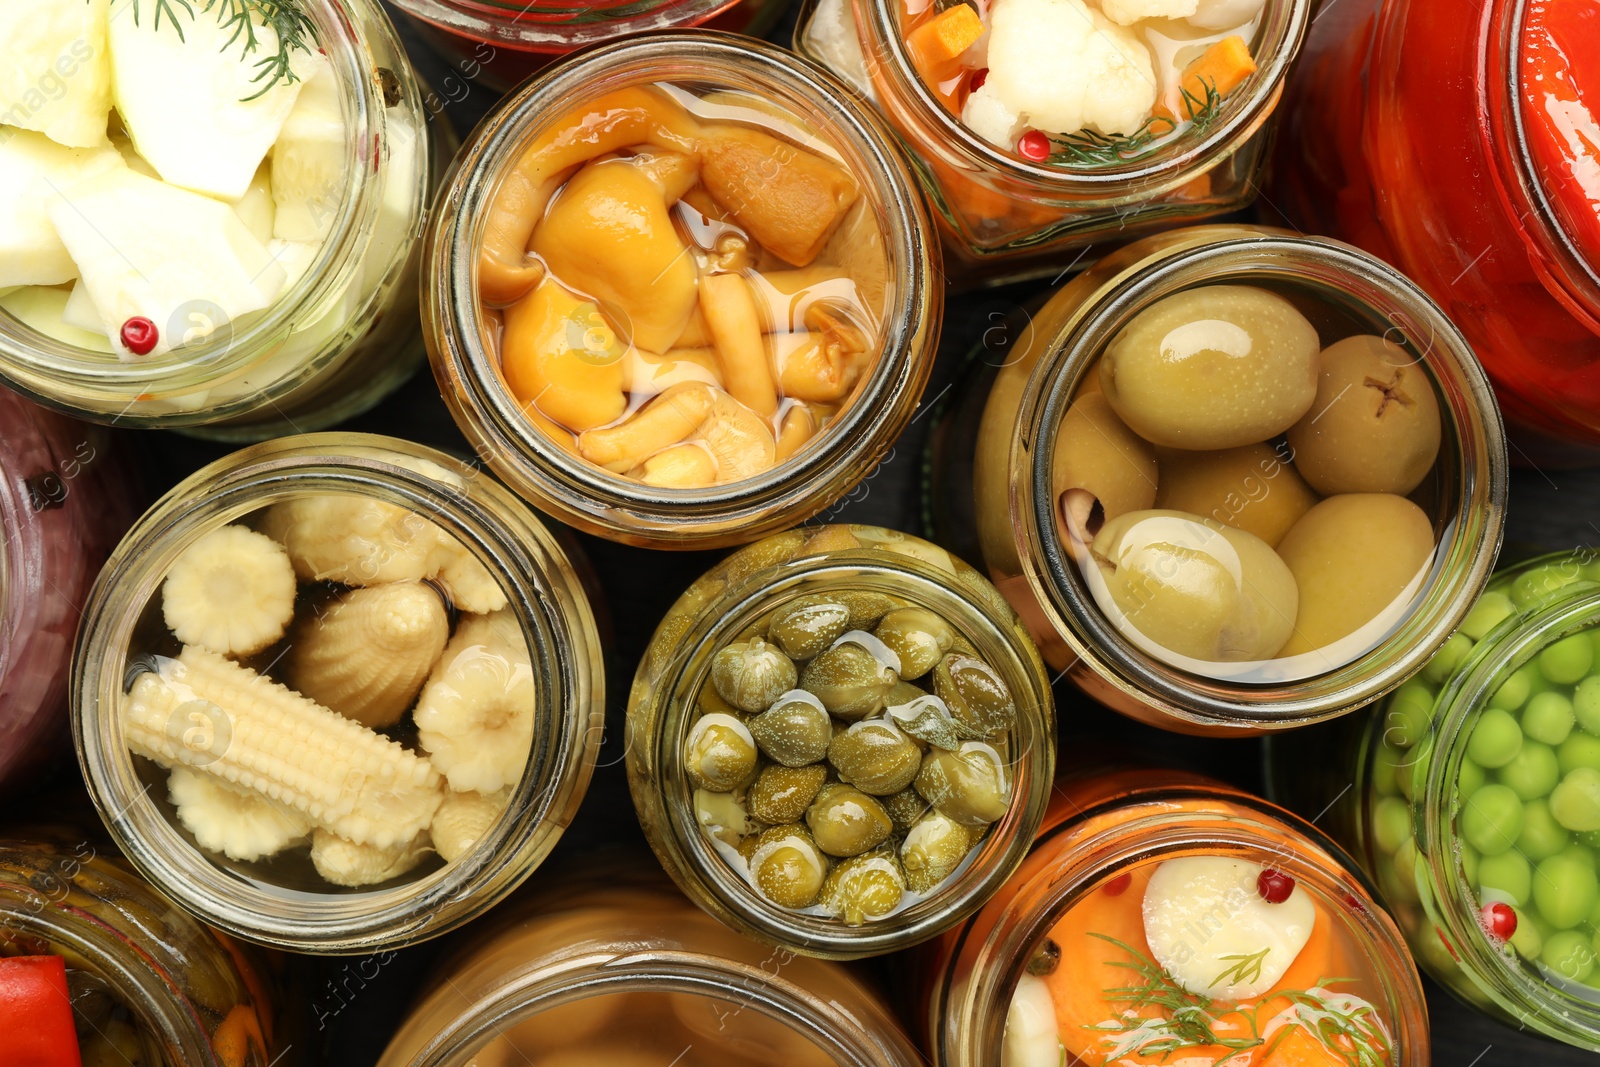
[
  {"x1": 832, "y1": 591, "x2": 897, "y2": 630},
  {"x1": 806, "y1": 783, "x2": 893, "y2": 858},
  {"x1": 914, "y1": 742, "x2": 1011, "y2": 826},
  {"x1": 747, "y1": 825, "x2": 828, "y2": 909},
  {"x1": 721, "y1": 530, "x2": 807, "y2": 586},
  {"x1": 887, "y1": 694, "x2": 965, "y2": 750},
  {"x1": 695, "y1": 788, "x2": 752, "y2": 847},
  {"x1": 768, "y1": 598, "x2": 852, "y2": 660},
  {"x1": 711, "y1": 636, "x2": 798, "y2": 713},
  {"x1": 819, "y1": 849, "x2": 906, "y2": 926},
  {"x1": 749, "y1": 763, "x2": 829, "y2": 825},
  {"x1": 933, "y1": 653, "x2": 1014, "y2": 739},
  {"x1": 748, "y1": 692, "x2": 833, "y2": 767},
  {"x1": 874, "y1": 608, "x2": 955, "y2": 680},
  {"x1": 881, "y1": 787, "x2": 931, "y2": 835},
  {"x1": 800, "y1": 640, "x2": 898, "y2": 721},
  {"x1": 682, "y1": 713, "x2": 759, "y2": 792},
  {"x1": 1026, "y1": 938, "x2": 1061, "y2": 976},
  {"x1": 828, "y1": 720, "x2": 922, "y2": 795},
  {"x1": 881, "y1": 538, "x2": 958, "y2": 574},
  {"x1": 886, "y1": 680, "x2": 929, "y2": 707},
  {"x1": 900, "y1": 810, "x2": 975, "y2": 893},
  {"x1": 697, "y1": 682, "x2": 741, "y2": 717}
]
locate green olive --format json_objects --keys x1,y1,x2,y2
[
  {"x1": 711, "y1": 636, "x2": 798, "y2": 713},
  {"x1": 799, "y1": 640, "x2": 898, "y2": 721},
  {"x1": 1153, "y1": 442, "x2": 1318, "y2": 549},
  {"x1": 694, "y1": 787, "x2": 753, "y2": 846},
  {"x1": 683, "y1": 713, "x2": 758, "y2": 792},
  {"x1": 748, "y1": 693, "x2": 833, "y2": 767},
  {"x1": 1099, "y1": 285, "x2": 1321, "y2": 450},
  {"x1": 913, "y1": 742, "x2": 1012, "y2": 826},
  {"x1": 1052, "y1": 391, "x2": 1159, "y2": 549},
  {"x1": 1275, "y1": 494, "x2": 1435, "y2": 657},
  {"x1": 748, "y1": 763, "x2": 830, "y2": 825},
  {"x1": 1091, "y1": 509, "x2": 1299, "y2": 662},
  {"x1": 933, "y1": 653, "x2": 1015, "y2": 739},
  {"x1": 1286, "y1": 335, "x2": 1442, "y2": 496},
  {"x1": 881, "y1": 786, "x2": 932, "y2": 834},
  {"x1": 805, "y1": 783, "x2": 893, "y2": 858},
  {"x1": 828, "y1": 719, "x2": 922, "y2": 795},
  {"x1": 819, "y1": 849, "x2": 906, "y2": 926},
  {"x1": 900, "y1": 810, "x2": 975, "y2": 893},
  {"x1": 767, "y1": 598, "x2": 852, "y2": 660},
  {"x1": 874, "y1": 608, "x2": 956, "y2": 680},
  {"x1": 747, "y1": 824, "x2": 828, "y2": 909}
]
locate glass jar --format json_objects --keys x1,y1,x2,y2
[
  {"x1": 1270, "y1": 552, "x2": 1600, "y2": 1050},
  {"x1": 913, "y1": 763, "x2": 1431, "y2": 1067},
  {"x1": 0, "y1": 387, "x2": 139, "y2": 789},
  {"x1": 957, "y1": 223, "x2": 1507, "y2": 734},
  {"x1": 71, "y1": 433, "x2": 605, "y2": 953},
  {"x1": 1273, "y1": 0, "x2": 1600, "y2": 455},
  {"x1": 795, "y1": 0, "x2": 1310, "y2": 281},
  {"x1": 0, "y1": 0, "x2": 444, "y2": 441},
  {"x1": 0, "y1": 832, "x2": 299, "y2": 1065},
  {"x1": 376, "y1": 863, "x2": 921, "y2": 1066},
  {"x1": 628, "y1": 524, "x2": 1055, "y2": 959},
  {"x1": 423, "y1": 31, "x2": 941, "y2": 550}
]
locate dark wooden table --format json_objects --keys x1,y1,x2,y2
[{"x1": 98, "y1": 4, "x2": 1600, "y2": 1063}]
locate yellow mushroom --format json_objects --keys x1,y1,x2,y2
[
  {"x1": 700, "y1": 271, "x2": 779, "y2": 417},
  {"x1": 633, "y1": 442, "x2": 719, "y2": 488},
  {"x1": 698, "y1": 124, "x2": 860, "y2": 267},
  {"x1": 694, "y1": 389, "x2": 777, "y2": 481},
  {"x1": 500, "y1": 280, "x2": 628, "y2": 433},
  {"x1": 775, "y1": 306, "x2": 873, "y2": 403},
  {"x1": 776, "y1": 403, "x2": 818, "y2": 462},
  {"x1": 621, "y1": 347, "x2": 725, "y2": 398},
  {"x1": 577, "y1": 382, "x2": 714, "y2": 472}
]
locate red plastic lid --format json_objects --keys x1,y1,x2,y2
[{"x1": 1520, "y1": 0, "x2": 1600, "y2": 267}]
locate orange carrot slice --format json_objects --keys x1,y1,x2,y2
[
  {"x1": 212, "y1": 1004, "x2": 267, "y2": 1067},
  {"x1": 907, "y1": 5, "x2": 984, "y2": 65},
  {"x1": 1252, "y1": 1026, "x2": 1352, "y2": 1067},
  {"x1": 1155, "y1": 35, "x2": 1257, "y2": 125}
]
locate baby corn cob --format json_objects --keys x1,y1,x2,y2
[
  {"x1": 310, "y1": 830, "x2": 431, "y2": 887},
  {"x1": 125, "y1": 647, "x2": 444, "y2": 849},
  {"x1": 431, "y1": 788, "x2": 511, "y2": 863}
]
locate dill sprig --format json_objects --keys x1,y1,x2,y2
[
  {"x1": 1262, "y1": 981, "x2": 1395, "y2": 1067},
  {"x1": 1211, "y1": 946, "x2": 1272, "y2": 989},
  {"x1": 1045, "y1": 76, "x2": 1225, "y2": 166},
  {"x1": 110, "y1": 0, "x2": 317, "y2": 100}
]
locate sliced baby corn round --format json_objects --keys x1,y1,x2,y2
[
  {"x1": 125, "y1": 646, "x2": 444, "y2": 849},
  {"x1": 413, "y1": 610, "x2": 536, "y2": 794},
  {"x1": 283, "y1": 580, "x2": 450, "y2": 729},
  {"x1": 431, "y1": 787, "x2": 512, "y2": 863},
  {"x1": 161, "y1": 525, "x2": 297, "y2": 656},
  {"x1": 310, "y1": 829, "x2": 431, "y2": 887},
  {"x1": 167, "y1": 766, "x2": 312, "y2": 862}
]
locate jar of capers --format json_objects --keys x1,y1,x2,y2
[{"x1": 627, "y1": 524, "x2": 1055, "y2": 958}]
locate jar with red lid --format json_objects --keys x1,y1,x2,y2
[{"x1": 1273, "y1": 0, "x2": 1600, "y2": 456}]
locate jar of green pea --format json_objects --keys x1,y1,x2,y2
[{"x1": 1276, "y1": 551, "x2": 1600, "y2": 1050}]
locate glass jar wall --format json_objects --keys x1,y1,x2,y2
[
  {"x1": 957, "y1": 224, "x2": 1507, "y2": 734},
  {"x1": 627, "y1": 525, "x2": 1055, "y2": 958},
  {"x1": 0, "y1": 0, "x2": 443, "y2": 440},
  {"x1": 422, "y1": 32, "x2": 941, "y2": 549},
  {"x1": 70, "y1": 434, "x2": 605, "y2": 953}
]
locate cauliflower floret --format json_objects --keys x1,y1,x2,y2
[
  {"x1": 1187, "y1": 0, "x2": 1266, "y2": 29},
  {"x1": 984, "y1": 0, "x2": 1158, "y2": 138},
  {"x1": 1101, "y1": 0, "x2": 1198, "y2": 24},
  {"x1": 962, "y1": 84, "x2": 1024, "y2": 149},
  {"x1": 802, "y1": 0, "x2": 875, "y2": 98}
]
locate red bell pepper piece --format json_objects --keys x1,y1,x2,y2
[{"x1": 0, "y1": 955, "x2": 83, "y2": 1067}]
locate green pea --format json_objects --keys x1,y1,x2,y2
[
  {"x1": 1386, "y1": 682, "x2": 1435, "y2": 749},
  {"x1": 1424, "y1": 634, "x2": 1473, "y2": 685},
  {"x1": 1509, "y1": 909, "x2": 1543, "y2": 960},
  {"x1": 1582, "y1": 829, "x2": 1600, "y2": 849},
  {"x1": 1562, "y1": 842, "x2": 1599, "y2": 871},
  {"x1": 1489, "y1": 664, "x2": 1539, "y2": 712},
  {"x1": 1398, "y1": 737, "x2": 1433, "y2": 801},
  {"x1": 1468, "y1": 708, "x2": 1523, "y2": 769},
  {"x1": 1373, "y1": 796, "x2": 1412, "y2": 855},
  {"x1": 1501, "y1": 742, "x2": 1561, "y2": 799},
  {"x1": 1517, "y1": 799, "x2": 1572, "y2": 860},
  {"x1": 1458, "y1": 757, "x2": 1486, "y2": 797},
  {"x1": 1463, "y1": 590, "x2": 1515, "y2": 640},
  {"x1": 1460, "y1": 784, "x2": 1525, "y2": 856},
  {"x1": 1511, "y1": 563, "x2": 1585, "y2": 611},
  {"x1": 1542, "y1": 929, "x2": 1597, "y2": 982},
  {"x1": 1551, "y1": 768, "x2": 1600, "y2": 832},
  {"x1": 1533, "y1": 851, "x2": 1600, "y2": 929},
  {"x1": 1589, "y1": 896, "x2": 1600, "y2": 928},
  {"x1": 1461, "y1": 841, "x2": 1481, "y2": 885},
  {"x1": 1560, "y1": 733, "x2": 1600, "y2": 774},
  {"x1": 1479, "y1": 850, "x2": 1532, "y2": 905},
  {"x1": 1388, "y1": 837, "x2": 1420, "y2": 903},
  {"x1": 1524, "y1": 692, "x2": 1577, "y2": 747},
  {"x1": 1574, "y1": 676, "x2": 1600, "y2": 736},
  {"x1": 1372, "y1": 746, "x2": 1400, "y2": 797},
  {"x1": 1541, "y1": 634, "x2": 1596, "y2": 686}
]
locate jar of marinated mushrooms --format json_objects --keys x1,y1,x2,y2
[
  {"x1": 0, "y1": 0, "x2": 444, "y2": 440},
  {"x1": 627, "y1": 524, "x2": 1055, "y2": 958},
  {"x1": 795, "y1": 0, "x2": 1309, "y2": 280},
  {"x1": 914, "y1": 763, "x2": 1431, "y2": 1067},
  {"x1": 377, "y1": 863, "x2": 921, "y2": 1066},
  {"x1": 957, "y1": 224, "x2": 1508, "y2": 734},
  {"x1": 0, "y1": 833, "x2": 299, "y2": 1066},
  {"x1": 423, "y1": 32, "x2": 941, "y2": 549},
  {"x1": 1270, "y1": 551, "x2": 1600, "y2": 1050},
  {"x1": 70, "y1": 434, "x2": 605, "y2": 953},
  {"x1": 0, "y1": 388, "x2": 139, "y2": 790}
]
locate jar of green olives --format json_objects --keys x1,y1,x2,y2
[
  {"x1": 627, "y1": 524, "x2": 1055, "y2": 958},
  {"x1": 961, "y1": 224, "x2": 1508, "y2": 734},
  {"x1": 1271, "y1": 551, "x2": 1600, "y2": 1050}
]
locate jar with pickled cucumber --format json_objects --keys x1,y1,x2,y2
[
  {"x1": 1275, "y1": 552, "x2": 1600, "y2": 1050},
  {"x1": 0, "y1": 834, "x2": 298, "y2": 1065},
  {"x1": 962, "y1": 224, "x2": 1507, "y2": 733},
  {"x1": 71, "y1": 435, "x2": 605, "y2": 952},
  {"x1": 628, "y1": 525, "x2": 1054, "y2": 957},
  {"x1": 914, "y1": 764, "x2": 1430, "y2": 1067},
  {"x1": 424, "y1": 32, "x2": 941, "y2": 548}
]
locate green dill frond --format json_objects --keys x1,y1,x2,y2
[{"x1": 1044, "y1": 75, "x2": 1226, "y2": 167}]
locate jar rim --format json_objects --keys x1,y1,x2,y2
[
  {"x1": 1012, "y1": 229, "x2": 1508, "y2": 729},
  {"x1": 422, "y1": 31, "x2": 940, "y2": 549},
  {"x1": 70, "y1": 432, "x2": 604, "y2": 952},
  {"x1": 388, "y1": 0, "x2": 748, "y2": 52}
]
